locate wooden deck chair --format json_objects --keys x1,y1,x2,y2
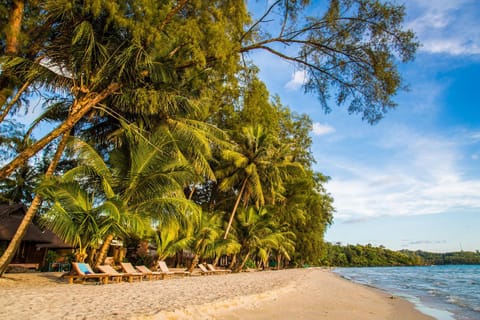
[
  {"x1": 63, "y1": 262, "x2": 109, "y2": 284},
  {"x1": 97, "y1": 264, "x2": 143, "y2": 283},
  {"x1": 157, "y1": 260, "x2": 190, "y2": 277},
  {"x1": 207, "y1": 263, "x2": 232, "y2": 274},
  {"x1": 197, "y1": 263, "x2": 214, "y2": 275},
  {"x1": 135, "y1": 265, "x2": 164, "y2": 280}
]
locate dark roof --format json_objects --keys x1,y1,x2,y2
[{"x1": 0, "y1": 204, "x2": 72, "y2": 247}]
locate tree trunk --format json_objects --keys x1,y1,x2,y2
[
  {"x1": 213, "y1": 255, "x2": 220, "y2": 267},
  {"x1": 0, "y1": 82, "x2": 121, "y2": 180},
  {"x1": 0, "y1": 132, "x2": 70, "y2": 276},
  {"x1": 234, "y1": 251, "x2": 251, "y2": 273},
  {"x1": 0, "y1": 0, "x2": 25, "y2": 109},
  {"x1": 94, "y1": 234, "x2": 114, "y2": 268},
  {"x1": 223, "y1": 177, "x2": 248, "y2": 239},
  {"x1": 87, "y1": 248, "x2": 96, "y2": 265},
  {"x1": 188, "y1": 253, "x2": 199, "y2": 273},
  {"x1": 228, "y1": 253, "x2": 237, "y2": 270},
  {"x1": 5, "y1": 0, "x2": 24, "y2": 55}
]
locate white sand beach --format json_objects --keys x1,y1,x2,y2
[{"x1": 0, "y1": 268, "x2": 433, "y2": 320}]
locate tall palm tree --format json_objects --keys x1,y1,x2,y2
[{"x1": 216, "y1": 125, "x2": 300, "y2": 239}]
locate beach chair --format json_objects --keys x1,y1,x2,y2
[
  {"x1": 197, "y1": 263, "x2": 214, "y2": 275},
  {"x1": 157, "y1": 260, "x2": 190, "y2": 278},
  {"x1": 97, "y1": 264, "x2": 143, "y2": 283},
  {"x1": 207, "y1": 263, "x2": 232, "y2": 275},
  {"x1": 135, "y1": 265, "x2": 164, "y2": 280},
  {"x1": 63, "y1": 262, "x2": 109, "y2": 284}
]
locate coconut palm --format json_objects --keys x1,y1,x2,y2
[
  {"x1": 186, "y1": 209, "x2": 240, "y2": 272},
  {"x1": 231, "y1": 206, "x2": 295, "y2": 272},
  {"x1": 216, "y1": 125, "x2": 301, "y2": 239}
]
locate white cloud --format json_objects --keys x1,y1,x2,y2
[
  {"x1": 285, "y1": 70, "x2": 307, "y2": 90},
  {"x1": 312, "y1": 122, "x2": 335, "y2": 136},
  {"x1": 320, "y1": 127, "x2": 480, "y2": 221},
  {"x1": 406, "y1": 0, "x2": 480, "y2": 56}
]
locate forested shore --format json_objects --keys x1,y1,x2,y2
[{"x1": 322, "y1": 243, "x2": 480, "y2": 267}]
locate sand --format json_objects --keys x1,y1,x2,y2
[{"x1": 0, "y1": 268, "x2": 433, "y2": 320}]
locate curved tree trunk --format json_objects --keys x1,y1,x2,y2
[
  {"x1": 234, "y1": 251, "x2": 251, "y2": 273},
  {"x1": 0, "y1": 132, "x2": 70, "y2": 276},
  {"x1": 188, "y1": 253, "x2": 199, "y2": 273},
  {"x1": 0, "y1": 82, "x2": 121, "y2": 180},
  {"x1": 212, "y1": 255, "x2": 220, "y2": 267},
  {"x1": 223, "y1": 177, "x2": 248, "y2": 239},
  {"x1": 94, "y1": 234, "x2": 114, "y2": 268},
  {"x1": 228, "y1": 253, "x2": 237, "y2": 270}
]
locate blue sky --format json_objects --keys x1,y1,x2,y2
[{"x1": 249, "y1": 0, "x2": 480, "y2": 252}]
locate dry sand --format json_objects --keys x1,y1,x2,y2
[{"x1": 0, "y1": 268, "x2": 433, "y2": 320}]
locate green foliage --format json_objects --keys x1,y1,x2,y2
[
  {"x1": 403, "y1": 250, "x2": 480, "y2": 265},
  {"x1": 323, "y1": 243, "x2": 421, "y2": 267},
  {"x1": 0, "y1": 0, "x2": 419, "y2": 271}
]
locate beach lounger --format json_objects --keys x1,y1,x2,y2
[
  {"x1": 197, "y1": 263, "x2": 214, "y2": 275},
  {"x1": 63, "y1": 262, "x2": 109, "y2": 284},
  {"x1": 158, "y1": 260, "x2": 190, "y2": 277},
  {"x1": 97, "y1": 264, "x2": 143, "y2": 283},
  {"x1": 135, "y1": 265, "x2": 164, "y2": 280},
  {"x1": 207, "y1": 263, "x2": 232, "y2": 274}
]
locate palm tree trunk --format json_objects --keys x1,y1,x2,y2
[
  {"x1": 228, "y1": 253, "x2": 237, "y2": 269},
  {"x1": 234, "y1": 251, "x2": 251, "y2": 272},
  {"x1": 188, "y1": 253, "x2": 199, "y2": 273},
  {"x1": 223, "y1": 177, "x2": 248, "y2": 239},
  {"x1": 0, "y1": 82, "x2": 121, "y2": 180},
  {"x1": 0, "y1": 0, "x2": 25, "y2": 109},
  {"x1": 0, "y1": 132, "x2": 70, "y2": 276},
  {"x1": 87, "y1": 248, "x2": 97, "y2": 265},
  {"x1": 5, "y1": 0, "x2": 24, "y2": 55},
  {"x1": 213, "y1": 255, "x2": 220, "y2": 267},
  {"x1": 94, "y1": 234, "x2": 114, "y2": 268}
]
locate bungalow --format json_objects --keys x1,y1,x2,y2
[{"x1": 0, "y1": 203, "x2": 72, "y2": 270}]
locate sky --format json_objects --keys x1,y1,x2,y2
[{"x1": 249, "y1": 0, "x2": 480, "y2": 252}]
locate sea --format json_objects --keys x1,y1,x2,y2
[{"x1": 334, "y1": 265, "x2": 480, "y2": 320}]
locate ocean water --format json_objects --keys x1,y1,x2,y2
[{"x1": 334, "y1": 265, "x2": 480, "y2": 320}]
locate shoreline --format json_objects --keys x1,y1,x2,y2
[{"x1": 0, "y1": 268, "x2": 433, "y2": 319}]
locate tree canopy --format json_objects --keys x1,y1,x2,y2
[{"x1": 0, "y1": 0, "x2": 417, "y2": 275}]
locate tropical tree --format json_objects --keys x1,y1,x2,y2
[
  {"x1": 154, "y1": 219, "x2": 191, "y2": 262},
  {"x1": 232, "y1": 206, "x2": 294, "y2": 272},
  {"x1": 186, "y1": 209, "x2": 240, "y2": 272},
  {"x1": 217, "y1": 125, "x2": 301, "y2": 239}
]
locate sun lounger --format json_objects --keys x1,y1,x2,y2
[
  {"x1": 207, "y1": 263, "x2": 232, "y2": 274},
  {"x1": 158, "y1": 260, "x2": 190, "y2": 277},
  {"x1": 135, "y1": 265, "x2": 164, "y2": 280},
  {"x1": 97, "y1": 264, "x2": 143, "y2": 283},
  {"x1": 63, "y1": 262, "x2": 109, "y2": 284},
  {"x1": 197, "y1": 263, "x2": 214, "y2": 275}
]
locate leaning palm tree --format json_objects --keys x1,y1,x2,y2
[{"x1": 216, "y1": 125, "x2": 300, "y2": 239}]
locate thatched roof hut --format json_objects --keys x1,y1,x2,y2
[{"x1": 0, "y1": 204, "x2": 72, "y2": 269}]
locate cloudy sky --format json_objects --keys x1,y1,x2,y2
[{"x1": 250, "y1": 0, "x2": 480, "y2": 252}]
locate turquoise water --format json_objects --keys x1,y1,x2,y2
[{"x1": 334, "y1": 265, "x2": 480, "y2": 320}]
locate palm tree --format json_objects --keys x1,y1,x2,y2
[
  {"x1": 231, "y1": 206, "x2": 295, "y2": 272},
  {"x1": 186, "y1": 209, "x2": 239, "y2": 272},
  {"x1": 216, "y1": 125, "x2": 300, "y2": 239},
  {"x1": 154, "y1": 219, "x2": 192, "y2": 261}
]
